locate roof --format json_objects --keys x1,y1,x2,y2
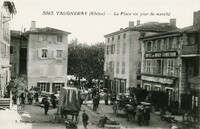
[
  {"x1": 178, "y1": 25, "x2": 200, "y2": 33},
  {"x1": 24, "y1": 27, "x2": 71, "y2": 35},
  {"x1": 140, "y1": 25, "x2": 200, "y2": 40},
  {"x1": 104, "y1": 22, "x2": 178, "y2": 37},
  {"x1": 11, "y1": 30, "x2": 21, "y2": 38}
]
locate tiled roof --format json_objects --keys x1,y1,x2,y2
[
  {"x1": 178, "y1": 25, "x2": 200, "y2": 33},
  {"x1": 140, "y1": 25, "x2": 200, "y2": 40},
  {"x1": 135, "y1": 22, "x2": 177, "y2": 31},
  {"x1": 104, "y1": 22, "x2": 178, "y2": 37},
  {"x1": 24, "y1": 27, "x2": 71, "y2": 35}
]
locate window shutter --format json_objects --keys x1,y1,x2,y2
[
  {"x1": 37, "y1": 83, "x2": 40, "y2": 87},
  {"x1": 47, "y1": 49, "x2": 51, "y2": 59},
  {"x1": 37, "y1": 83, "x2": 41, "y2": 91},
  {"x1": 52, "y1": 83, "x2": 55, "y2": 93},
  {"x1": 61, "y1": 83, "x2": 65, "y2": 87},
  {"x1": 46, "y1": 83, "x2": 50, "y2": 92},
  {"x1": 37, "y1": 49, "x2": 42, "y2": 58},
  {"x1": 163, "y1": 59, "x2": 167, "y2": 75}
]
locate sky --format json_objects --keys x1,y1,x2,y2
[{"x1": 10, "y1": 0, "x2": 200, "y2": 44}]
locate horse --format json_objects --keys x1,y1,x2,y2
[{"x1": 125, "y1": 104, "x2": 136, "y2": 121}]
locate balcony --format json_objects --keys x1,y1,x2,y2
[{"x1": 182, "y1": 44, "x2": 200, "y2": 57}]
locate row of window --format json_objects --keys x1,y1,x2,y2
[
  {"x1": 0, "y1": 42, "x2": 9, "y2": 59},
  {"x1": 38, "y1": 35, "x2": 63, "y2": 43},
  {"x1": 106, "y1": 43, "x2": 126, "y2": 55},
  {"x1": 144, "y1": 59, "x2": 177, "y2": 76},
  {"x1": 38, "y1": 49, "x2": 65, "y2": 59},
  {"x1": 106, "y1": 61, "x2": 126, "y2": 74},
  {"x1": 145, "y1": 37, "x2": 179, "y2": 52},
  {"x1": 107, "y1": 33, "x2": 126, "y2": 43},
  {"x1": 38, "y1": 82, "x2": 64, "y2": 92}
]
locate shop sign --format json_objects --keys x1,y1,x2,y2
[{"x1": 145, "y1": 51, "x2": 178, "y2": 58}]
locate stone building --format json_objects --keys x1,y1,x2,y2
[
  {"x1": 23, "y1": 21, "x2": 71, "y2": 95},
  {"x1": 104, "y1": 20, "x2": 177, "y2": 94},
  {"x1": 140, "y1": 10, "x2": 200, "y2": 111},
  {"x1": 10, "y1": 30, "x2": 21, "y2": 78},
  {"x1": 0, "y1": 1, "x2": 16, "y2": 97}
]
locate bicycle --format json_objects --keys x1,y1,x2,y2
[{"x1": 17, "y1": 103, "x2": 25, "y2": 115}]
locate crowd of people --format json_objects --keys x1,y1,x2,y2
[{"x1": 13, "y1": 87, "x2": 58, "y2": 115}]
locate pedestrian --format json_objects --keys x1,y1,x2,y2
[
  {"x1": 104, "y1": 92, "x2": 109, "y2": 105},
  {"x1": 20, "y1": 93, "x2": 25, "y2": 104},
  {"x1": 42, "y1": 97, "x2": 50, "y2": 115},
  {"x1": 34, "y1": 92, "x2": 39, "y2": 102},
  {"x1": 82, "y1": 110, "x2": 89, "y2": 129},
  {"x1": 51, "y1": 94, "x2": 57, "y2": 108},
  {"x1": 93, "y1": 96, "x2": 99, "y2": 111},
  {"x1": 136, "y1": 103, "x2": 143, "y2": 126},
  {"x1": 144, "y1": 106, "x2": 150, "y2": 126},
  {"x1": 92, "y1": 87, "x2": 97, "y2": 98},
  {"x1": 80, "y1": 90, "x2": 86, "y2": 105},
  {"x1": 27, "y1": 92, "x2": 33, "y2": 104},
  {"x1": 110, "y1": 91, "x2": 116, "y2": 105}
]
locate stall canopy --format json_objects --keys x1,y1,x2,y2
[{"x1": 59, "y1": 87, "x2": 81, "y2": 111}]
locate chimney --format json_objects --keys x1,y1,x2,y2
[
  {"x1": 137, "y1": 20, "x2": 140, "y2": 25},
  {"x1": 24, "y1": 28, "x2": 26, "y2": 32},
  {"x1": 129, "y1": 21, "x2": 134, "y2": 27},
  {"x1": 170, "y1": 18, "x2": 176, "y2": 27},
  {"x1": 30, "y1": 21, "x2": 36, "y2": 31},
  {"x1": 193, "y1": 10, "x2": 200, "y2": 26},
  {"x1": 120, "y1": 28, "x2": 123, "y2": 31}
]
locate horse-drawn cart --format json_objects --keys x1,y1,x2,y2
[
  {"x1": 112, "y1": 94, "x2": 131, "y2": 117},
  {"x1": 54, "y1": 87, "x2": 81, "y2": 128}
]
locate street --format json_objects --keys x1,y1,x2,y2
[{"x1": 0, "y1": 100, "x2": 173, "y2": 129}]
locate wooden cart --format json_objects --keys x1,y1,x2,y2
[{"x1": 54, "y1": 87, "x2": 81, "y2": 128}]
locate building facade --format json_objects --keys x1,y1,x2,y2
[
  {"x1": 180, "y1": 11, "x2": 200, "y2": 111},
  {"x1": 10, "y1": 30, "x2": 21, "y2": 79},
  {"x1": 24, "y1": 21, "x2": 70, "y2": 95},
  {"x1": 0, "y1": 1, "x2": 16, "y2": 97},
  {"x1": 104, "y1": 20, "x2": 177, "y2": 94},
  {"x1": 140, "y1": 11, "x2": 200, "y2": 111},
  {"x1": 140, "y1": 31, "x2": 182, "y2": 109}
]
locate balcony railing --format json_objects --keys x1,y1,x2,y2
[{"x1": 182, "y1": 44, "x2": 199, "y2": 56}]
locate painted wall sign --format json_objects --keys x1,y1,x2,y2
[{"x1": 145, "y1": 51, "x2": 178, "y2": 58}]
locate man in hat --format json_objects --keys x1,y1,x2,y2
[
  {"x1": 42, "y1": 96, "x2": 50, "y2": 115},
  {"x1": 82, "y1": 110, "x2": 89, "y2": 129}
]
